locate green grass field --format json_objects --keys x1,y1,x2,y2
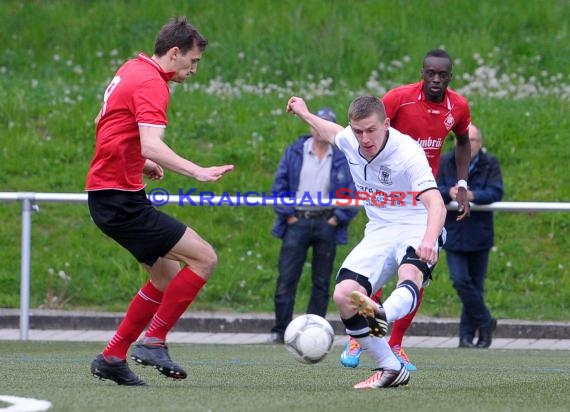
[
  {"x1": 0, "y1": 341, "x2": 569, "y2": 412},
  {"x1": 0, "y1": 0, "x2": 569, "y2": 320}
]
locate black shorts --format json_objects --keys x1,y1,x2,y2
[{"x1": 88, "y1": 189, "x2": 186, "y2": 266}]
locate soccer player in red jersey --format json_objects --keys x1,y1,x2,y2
[
  {"x1": 87, "y1": 17, "x2": 233, "y2": 385},
  {"x1": 340, "y1": 49, "x2": 471, "y2": 371}
]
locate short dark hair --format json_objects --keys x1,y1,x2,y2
[
  {"x1": 423, "y1": 49, "x2": 452, "y2": 70},
  {"x1": 348, "y1": 96, "x2": 386, "y2": 122},
  {"x1": 154, "y1": 16, "x2": 208, "y2": 57}
]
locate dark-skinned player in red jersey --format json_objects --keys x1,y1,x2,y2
[{"x1": 340, "y1": 49, "x2": 471, "y2": 371}]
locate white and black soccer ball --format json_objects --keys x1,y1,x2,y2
[{"x1": 284, "y1": 314, "x2": 335, "y2": 364}]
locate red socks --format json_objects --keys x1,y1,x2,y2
[
  {"x1": 101, "y1": 267, "x2": 206, "y2": 358},
  {"x1": 372, "y1": 288, "x2": 383, "y2": 302},
  {"x1": 144, "y1": 266, "x2": 206, "y2": 342},
  {"x1": 102, "y1": 281, "x2": 163, "y2": 360},
  {"x1": 388, "y1": 287, "x2": 425, "y2": 348}
]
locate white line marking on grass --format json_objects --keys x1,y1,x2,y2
[{"x1": 0, "y1": 396, "x2": 51, "y2": 412}]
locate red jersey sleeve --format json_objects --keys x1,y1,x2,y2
[
  {"x1": 381, "y1": 89, "x2": 399, "y2": 120},
  {"x1": 133, "y1": 79, "x2": 169, "y2": 126},
  {"x1": 451, "y1": 94, "x2": 471, "y2": 137}
]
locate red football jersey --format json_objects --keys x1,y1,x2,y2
[
  {"x1": 86, "y1": 53, "x2": 174, "y2": 191},
  {"x1": 382, "y1": 81, "x2": 471, "y2": 177}
]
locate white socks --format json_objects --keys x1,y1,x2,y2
[
  {"x1": 383, "y1": 281, "x2": 419, "y2": 323},
  {"x1": 356, "y1": 335, "x2": 401, "y2": 370}
]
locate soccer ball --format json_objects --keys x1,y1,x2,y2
[{"x1": 284, "y1": 314, "x2": 335, "y2": 364}]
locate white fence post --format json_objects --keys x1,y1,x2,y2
[{"x1": 19, "y1": 195, "x2": 38, "y2": 341}]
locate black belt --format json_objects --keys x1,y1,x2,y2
[{"x1": 294, "y1": 209, "x2": 333, "y2": 219}]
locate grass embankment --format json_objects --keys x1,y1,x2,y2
[{"x1": 0, "y1": 0, "x2": 569, "y2": 320}]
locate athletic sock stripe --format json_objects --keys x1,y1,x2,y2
[
  {"x1": 138, "y1": 290, "x2": 161, "y2": 305},
  {"x1": 146, "y1": 315, "x2": 168, "y2": 334},
  {"x1": 398, "y1": 280, "x2": 419, "y2": 313},
  {"x1": 346, "y1": 326, "x2": 370, "y2": 337}
]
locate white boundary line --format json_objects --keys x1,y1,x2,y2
[{"x1": 0, "y1": 396, "x2": 51, "y2": 412}]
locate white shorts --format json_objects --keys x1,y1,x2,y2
[{"x1": 338, "y1": 223, "x2": 442, "y2": 293}]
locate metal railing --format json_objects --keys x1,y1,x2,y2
[{"x1": 1, "y1": 191, "x2": 570, "y2": 340}]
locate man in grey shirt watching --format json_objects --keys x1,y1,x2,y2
[{"x1": 268, "y1": 108, "x2": 359, "y2": 343}]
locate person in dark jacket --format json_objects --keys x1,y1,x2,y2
[
  {"x1": 437, "y1": 124, "x2": 504, "y2": 348},
  {"x1": 268, "y1": 108, "x2": 359, "y2": 344}
]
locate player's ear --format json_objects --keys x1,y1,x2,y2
[{"x1": 169, "y1": 46, "x2": 181, "y2": 60}]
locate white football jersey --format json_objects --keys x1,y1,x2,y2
[{"x1": 334, "y1": 126, "x2": 437, "y2": 226}]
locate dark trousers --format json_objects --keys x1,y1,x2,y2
[
  {"x1": 271, "y1": 217, "x2": 336, "y2": 336},
  {"x1": 445, "y1": 249, "x2": 493, "y2": 340}
]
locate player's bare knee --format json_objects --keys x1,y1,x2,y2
[
  {"x1": 193, "y1": 245, "x2": 218, "y2": 275},
  {"x1": 398, "y1": 264, "x2": 423, "y2": 289},
  {"x1": 332, "y1": 288, "x2": 345, "y2": 308},
  {"x1": 333, "y1": 284, "x2": 351, "y2": 310},
  {"x1": 175, "y1": 244, "x2": 217, "y2": 278},
  {"x1": 201, "y1": 247, "x2": 218, "y2": 274}
]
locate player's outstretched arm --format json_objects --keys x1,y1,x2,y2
[
  {"x1": 454, "y1": 131, "x2": 471, "y2": 220},
  {"x1": 139, "y1": 125, "x2": 234, "y2": 182},
  {"x1": 286, "y1": 96, "x2": 343, "y2": 145},
  {"x1": 417, "y1": 189, "x2": 447, "y2": 264}
]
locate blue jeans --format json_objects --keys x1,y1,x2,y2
[
  {"x1": 445, "y1": 249, "x2": 493, "y2": 340},
  {"x1": 271, "y1": 217, "x2": 337, "y2": 336}
]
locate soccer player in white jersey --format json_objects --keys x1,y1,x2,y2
[{"x1": 286, "y1": 95, "x2": 446, "y2": 389}]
